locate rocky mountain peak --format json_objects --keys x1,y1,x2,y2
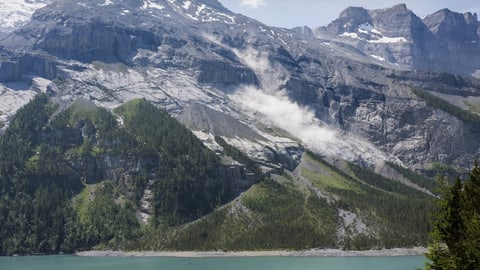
[
  {"x1": 318, "y1": 4, "x2": 480, "y2": 77},
  {"x1": 20, "y1": 0, "x2": 233, "y2": 30},
  {"x1": 368, "y1": 4, "x2": 424, "y2": 41},
  {"x1": 464, "y1": 12, "x2": 478, "y2": 24},
  {"x1": 324, "y1": 4, "x2": 425, "y2": 42},
  {"x1": 423, "y1": 8, "x2": 480, "y2": 41},
  {"x1": 326, "y1": 7, "x2": 370, "y2": 34},
  {"x1": 338, "y1": 6, "x2": 369, "y2": 19},
  {"x1": 388, "y1": 3, "x2": 408, "y2": 12},
  {"x1": 291, "y1": 25, "x2": 314, "y2": 37}
]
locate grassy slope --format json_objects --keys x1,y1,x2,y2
[
  {"x1": 301, "y1": 153, "x2": 433, "y2": 248},
  {"x1": 136, "y1": 174, "x2": 338, "y2": 251},
  {"x1": 133, "y1": 152, "x2": 434, "y2": 251}
]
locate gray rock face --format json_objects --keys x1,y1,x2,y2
[
  {"x1": 1, "y1": 0, "x2": 480, "y2": 173},
  {"x1": 318, "y1": 4, "x2": 480, "y2": 77},
  {"x1": 196, "y1": 60, "x2": 258, "y2": 85},
  {"x1": 0, "y1": 52, "x2": 58, "y2": 82},
  {"x1": 324, "y1": 6, "x2": 371, "y2": 35},
  {"x1": 420, "y1": 9, "x2": 480, "y2": 75},
  {"x1": 179, "y1": 103, "x2": 261, "y2": 140},
  {"x1": 291, "y1": 26, "x2": 314, "y2": 38}
]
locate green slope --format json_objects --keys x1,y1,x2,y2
[
  {"x1": 0, "y1": 95, "x2": 436, "y2": 255},
  {"x1": 134, "y1": 174, "x2": 338, "y2": 251},
  {"x1": 131, "y1": 152, "x2": 434, "y2": 251},
  {"x1": 301, "y1": 153, "x2": 433, "y2": 249},
  {"x1": 0, "y1": 96, "x2": 256, "y2": 255}
]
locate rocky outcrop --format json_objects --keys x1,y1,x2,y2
[
  {"x1": 179, "y1": 103, "x2": 261, "y2": 140},
  {"x1": 0, "y1": 53, "x2": 58, "y2": 82},
  {"x1": 35, "y1": 22, "x2": 161, "y2": 64},
  {"x1": 420, "y1": 9, "x2": 480, "y2": 75},
  {"x1": 196, "y1": 59, "x2": 258, "y2": 85},
  {"x1": 1, "y1": 0, "x2": 480, "y2": 173},
  {"x1": 319, "y1": 5, "x2": 480, "y2": 77}
]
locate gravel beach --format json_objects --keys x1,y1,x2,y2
[{"x1": 76, "y1": 247, "x2": 427, "y2": 258}]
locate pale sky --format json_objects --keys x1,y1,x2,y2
[{"x1": 219, "y1": 0, "x2": 480, "y2": 28}]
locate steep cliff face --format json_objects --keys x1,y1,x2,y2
[
  {"x1": 318, "y1": 5, "x2": 480, "y2": 77},
  {"x1": 0, "y1": 52, "x2": 58, "y2": 82},
  {"x1": 2, "y1": 0, "x2": 479, "y2": 254},
  {"x1": 1, "y1": 1, "x2": 480, "y2": 173},
  {"x1": 421, "y1": 9, "x2": 480, "y2": 75}
]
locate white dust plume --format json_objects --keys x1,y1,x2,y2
[{"x1": 228, "y1": 45, "x2": 390, "y2": 165}]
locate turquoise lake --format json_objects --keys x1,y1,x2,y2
[{"x1": 0, "y1": 255, "x2": 426, "y2": 270}]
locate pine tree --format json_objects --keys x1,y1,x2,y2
[{"x1": 426, "y1": 162, "x2": 480, "y2": 269}]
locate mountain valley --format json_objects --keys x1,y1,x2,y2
[{"x1": 0, "y1": 0, "x2": 479, "y2": 254}]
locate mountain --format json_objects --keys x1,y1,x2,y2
[
  {"x1": 0, "y1": 0, "x2": 51, "y2": 35},
  {"x1": 0, "y1": 0, "x2": 478, "y2": 254},
  {"x1": 315, "y1": 4, "x2": 480, "y2": 77},
  {"x1": 0, "y1": 95, "x2": 260, "y2": 254},
  {"x1": 0, "y1": 1, "x2": 479, "y2": 171},
  {"x1": 0, "y1": 95, "x2": 432, "y2": 254}
]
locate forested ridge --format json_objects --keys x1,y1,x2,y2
[
  {"x1": 0, "y1": 95, "x2": 246, "y2": 255},
  {"x1": 0, "y1": 95, "x2": 439, "y2": 255}
]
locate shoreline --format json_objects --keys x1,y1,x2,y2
[{"x1": 75, "y1": 247, "x2": 427, "y2": 258}]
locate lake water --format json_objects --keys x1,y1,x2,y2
[{"x1": 0, "y1": 255, "x2": 426, "y2": 270}]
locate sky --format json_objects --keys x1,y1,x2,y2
[{"x1": 219, "y1": 0, "x2": 480, "y2": 28}]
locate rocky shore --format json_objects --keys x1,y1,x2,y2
[{"x1": 76, "y1": 247, "x2": 427, "y2": 258}]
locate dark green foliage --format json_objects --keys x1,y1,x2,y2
[
  {"x1": 0, "y1": 96, "x2": 237, "y2": 255},
  {"x1": 115, "y1": 99, "x2": 233, "y2": 226},
  {"x1": 137, "y1": 175, "x2": 338, "y2": 251},
  {"x1": 0, "y1": 95, "x2": 105, "y2": 255},
  {"x1": 305, "y1": 152, "x2": 432, "y2": 249},
  {"x1": 336, "y1": 165, "x2": 432, "y2": 248},
  {"x1": 425, "y1": 163, "x2": 480, "y2": 269},
  {"x1": 0, "y1": 94, "x2": 54, "y2": 194},
  {"x1": 386, "y1": 161, "x2": 438, "y2": 193},
  {"x1": 349, "y1": 163, "x2": 429, "y2": 197},
  {"x1": 75, "y1": 183, "x2": 141, "y2": 250},
  {"x1": 0, "y1": 186, "x2": 75, "y2": 255},
  {"x1": 412, "y1": 88, "x2": 480, "y2": 124},
  {"x1": 0, "y1": 94, "x2": 83, "y2": 255}
]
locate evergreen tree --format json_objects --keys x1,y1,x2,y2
[{"x1": 426, "y1": 162, "x2": 480, "y2": 269}]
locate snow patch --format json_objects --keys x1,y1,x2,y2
[
  {"x1": 182, "y1": 0, "x2": 191, "y2": 10},
  {"x1": 370, "y1": 55, "x2": 386, "y2": 61},
  {"x1": 196, "y1": 4, "x2": 206, "y2": 16},
  {"x1": 340, "y1": 32, "x2": 360, "y2": 39},
  {"x1": 166, "y1": 0, "x2": 235, "y2": 24},
  {"x1": 141, "y1": 0, "x2": 165, "y2": 10},
  {"x1": 340, "y1": 22, "x2": 408, "y2": 44},
  {"x1": 370, "y1": 36, "x2": 407, "y2": 43},
  {"x1": 0, "y1": 0, "x2": 50, "y2": 32},
  {"x1": 341, "y1": 31, "x2": 407, "y2": 43},
  {"x1": 99, "y1": 0, "x2": 113, "y2": 6},
  {"x1": 358, "y1": 23, "x2": 382, "y2": 35}
]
